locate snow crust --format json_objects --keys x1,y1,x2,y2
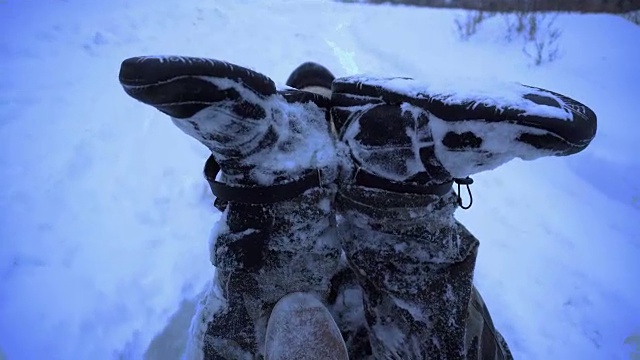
[{"x1": 0, "y1": 0, "x2": 638, "y2": 359}]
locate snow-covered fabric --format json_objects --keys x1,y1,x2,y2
[
  {"x1": 120, "y1": 58, "x2": 596, "y2": 360},
  {"x1": 336, "y1": 186, "x2": 513, "y2": 359},
  {"x1": 331, "y1": 75, "x2": 597, "y2": 181},
  {"x1": 337, "y1": 187, "x2": 477, "y2": 359},
  {"x1": 184, "y1": 187, "x2": 341, "y2": 359},
  {"x1": 328, "y1": 73, "x2": 595, "y2": 360},
  {"x1": 120, "y1": 57, "x2": 344, "y2": 359},
  {"x1": 119, "y1": 56, "x2": 340, "y2": 187}
]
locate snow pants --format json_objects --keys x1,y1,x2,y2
[{"x1": 184, "y1": 184, "x2": 513, "y2": 360}]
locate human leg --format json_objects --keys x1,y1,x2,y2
[
  {"x1": 119, "y1": 56, "x2": 343, "y2": 359},
  {"x1": 330, "y1": 75, "x2": 596, "y2": 359}
]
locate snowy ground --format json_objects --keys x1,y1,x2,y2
[{"x1": 0, "y1": 0, "x2": 638, "y2": 359}]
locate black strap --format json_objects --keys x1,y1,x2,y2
[
  {"x1": 353, "y1": 166, "x2": 475, "y2": 209},
  {"x1": 203, "y1": 155, "x2": 322, "y2": 209},
  {"x1": 353, "y1": 167, "x2": 454, "y2": 197},
  {"x1": 204, "y1": 154, "x2": 473, "y2": 210}
]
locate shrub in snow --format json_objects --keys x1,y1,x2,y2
[
  {"x1": 454, "y1": 11, "x2": 494, "y2": 40},
  {"x1": 520, "y1": 13, "x2": 562, "y2": 66},
  {"x1": 456, "y1": 10, "x2": 562, "y2": 66},
  {"x1": 503, "y1": 11, "x2": 529, "y2": 41},
  {"x1": 621, "y1": 10, "x2": 640, "y2": 25}
]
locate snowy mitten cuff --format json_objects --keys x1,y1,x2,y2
[{"x1": 118, "y1": 56, "x2": 340, "y2": 188}]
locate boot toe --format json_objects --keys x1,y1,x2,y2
[
  {"x1": 332, "y1": 75, "x2": 597, "y2": 155},
  {"x1": 119, "y1": 56, "x2": 277, "y2": 118}
]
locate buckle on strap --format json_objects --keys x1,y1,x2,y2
[
  {"x1": 453, "y1": 176, "x2": 474, "y2": 210},
  {"x1": 203, "y1": 155, "x2": 323, "y2": 210}
]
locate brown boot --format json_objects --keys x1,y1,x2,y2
[{"x1": 265, "y1": 292, "x2": 349, "y2": 360}]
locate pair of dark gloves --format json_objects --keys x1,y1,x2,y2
[
  {"x1": 118, "y1": 55, "x2": 597, "y2": 360},
  {"x1": 118, "y1": 56, "x2": 596, "y2": 207}
]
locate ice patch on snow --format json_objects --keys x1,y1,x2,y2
[{"x1": 326, "y1": 40, "x2": 360, "y2": 75}]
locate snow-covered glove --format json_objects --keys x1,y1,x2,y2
[
  {"x1": 118, "y1": 56, "x2": 344, "y2": 359},
  {"x1": 119, "y1": 56, "x2": 340, "y2": 189},
  {"x1": 329, "y1": 74, "x2": 597, "y2": 360},
  {"x1": 331, "y1": 75, "x2": 597, "y2": 189}
]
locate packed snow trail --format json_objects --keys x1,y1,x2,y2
[{"x1": 0, "y1": 1, "x2": 638, "y2": 359}]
